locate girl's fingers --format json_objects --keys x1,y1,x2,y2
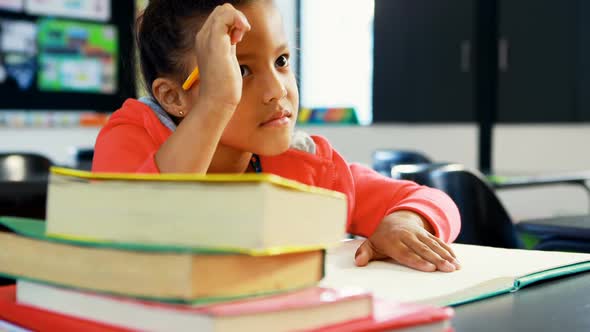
[
  {"x1": 429, "y1": 235, "x2": 460, "y2": 269},
  {"x1": 430, "y1": 234, "x2": 457, "y2": 258},
  {"x1": 354, "y1": 239, "x2": 387, "y2": 267},
  {"x1": 417, "y1": 233, "x2": 460, "y2": 270},
  {"x1": 230, "y1": 10, "x2": 251, "y2": 44},
  {"x1": 403, "y1": 236, "x2": 456, "y2": 273},
  {"x1": 390, "y1": 242, "x2": 437, "y2": 272},
  {"x1": 210, "y1": 4, "x2": 251, "y2": 45},
  {"x1": 230, "y1": 28, "x2": 244, "y2": 45}
]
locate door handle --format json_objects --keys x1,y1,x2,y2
[
  {"x1": 498, "y1": 38, "x2": 509, "y2": 72},
  {"x1": 460, "y1": 40, "x2": 471, "y2": 73}
]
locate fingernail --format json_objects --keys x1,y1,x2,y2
[
  {"x1": 354, "y1": 253, "x2": 366, "y2": 267},
  {"x1": 442, "y1": 261, "x2": 456, "y2": 272},
  {"x1": 425, "y1": 262, "x2": 437, "y2": 271},
  {"x1": 452, "y1": 259, "x2": 461, "y2": 269}
]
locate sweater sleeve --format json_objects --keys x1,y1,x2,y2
[
  {"x1": 309, "y1": 135, "x2": 460, "y2": 243},
  {"x1": 347, "y1": 163, "x2": 461, "y2": 242},
  {"x1": 92, "y1": 124, "x2": 161, "y2": 174}
]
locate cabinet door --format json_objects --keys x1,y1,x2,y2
[
  {"x1": 497, "y1": 0, "x2": 576, "y2": 123},
  {"x1": 576, "y1": 0, "x2": 590, "y2": 121},
  {"x1": 373, "y1": 0, "x2": 475, "y2": 123}
]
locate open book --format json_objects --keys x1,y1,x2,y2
[{"x1": 321, "y1": 240, "x2": 590, "y2": 306}]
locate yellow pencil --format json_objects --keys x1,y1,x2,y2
[{"x1": 182, "y1": 66, "x2": 200, "y2": 91}]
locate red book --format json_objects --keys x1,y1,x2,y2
[
  {"x1": 1, "y1": 282, "x2": 453, "y2": 332},
  {"x1": 14, "y1": 282, "x2": 373, "y2": 332},
  {"x1": 311, "y1": 299, "x2": 454, "y2": 332},
  {"x1": 0, "y1": 285, "x2": 131, "y2": 332}
]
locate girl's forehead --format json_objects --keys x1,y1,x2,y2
[{"x1": 238, "y1": 2, "x2": 286, "y2": 52}]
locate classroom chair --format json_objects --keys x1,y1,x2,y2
[
  {"x1": 0, "y1": 152, "x2": 52, "y2": 220},
  {"x1": 71, "y1": 147, "x2": 94, "y2": 171},
  {"x1": 490, "y1": 174, "x2": 590, "y2": 253},
  {"x1": 0, "y1": 153, "x2": 52, "y2": 179},
  {"x1": 390, "y1": 163, "x2": 524, "y2": 248},
  {"x1": 372, "y1": 149, "x2": 432, "y2": 177},
  {"x1": 515, "y1": 215, "x2": 590, "y2": 252},
  {"x1": 529, "y1": 237, "x2": 590, "y2": 252}
]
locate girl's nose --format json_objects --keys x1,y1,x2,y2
[{"x1": 263, "y1": 74, "x2": 287, "y2": 104}]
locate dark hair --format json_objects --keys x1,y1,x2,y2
[{"x1": 136, "y1": 0, "x2": 248, "y2": 98}]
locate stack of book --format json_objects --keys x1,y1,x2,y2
[{"x1": 0, "y1": 167, "x2": 453, "y2": 331}]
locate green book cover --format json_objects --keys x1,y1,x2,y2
[
  {"x1": 0, "y1": 217, "x2": 325, "y2": 304},
  {"x1": 0, "y1": 216, "x2": 241, "y2": 255}
]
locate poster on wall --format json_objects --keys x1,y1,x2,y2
[
  {"x1": 0, "y1": 20, "x2": 36, "y2": 54},
  {"x1": 0, "y1": 20, "x2": 37, "y2": 90},
  {"x1": 37, "y1": 19, "x2": 117, "y2": 94},
  {"x1": 0, "y1": 0, "x2": 23, "y2": 12},
  {"x1": 25, "y1": 0, "x2": 110, "y2": 22}
]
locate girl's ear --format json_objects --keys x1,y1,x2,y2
[{"x1": 152, "y1": 78, "x2": 189, "y2": 117}]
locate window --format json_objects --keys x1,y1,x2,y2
[{"x1": 300, "y1": 0, "x2": 374, "y2": 125}]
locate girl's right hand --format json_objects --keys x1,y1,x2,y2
[{"x1": 194, "y1": 4, "x2": 251, "y2": 110}]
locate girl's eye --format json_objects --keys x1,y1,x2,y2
[
  {"x1": 240, "y1": 65, "x2": 251, "y2": 78},
  {"x1": 275, "y1": 54, "x2": 289, "y2": 68}
]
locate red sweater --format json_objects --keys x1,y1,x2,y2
[{"x1": 93, "y1": 99, "x2": 461, "y2": 241}]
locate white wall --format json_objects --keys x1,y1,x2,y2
[
  {"x1": 494, "y1": 125, "x2": 590, "y2": 173},
  {"x1": 303, "y1": 124, "x2": 478, "y2": 168},
  {"x1": 493, "y1": 125, "x2": 590, "y2": 221},
  {"x1": 0, "y1": 127, "x2": 99, "y2": 167}
]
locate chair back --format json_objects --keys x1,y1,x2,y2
[
  {"x1": 391, "y1": 163, "x2": 523, "y2": 248},
  {"x1": 532, "y1": 237, "x2": 590, "y2": 253},
  {"x1": 0, "y1": 153, "x2": 52, "y2": 181},
  {"x1": 73, "y1": 148, "x2": 94, "y2": 171},
  {"x1": 0, "y1": 153, "x2": 52, "y2": 219},
  {"x1": 372, "y1": 149, "x2": 432, "y2": 177}
]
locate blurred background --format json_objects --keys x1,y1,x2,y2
[{"x1": 2, "y1": 0, "x2": 590, "y2": 229}]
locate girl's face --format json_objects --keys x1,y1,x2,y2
[{"x1": 189, "y1": 1, "x2": 299, "y2": 156}]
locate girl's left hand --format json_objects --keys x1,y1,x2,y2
[{"x1": 354, "y1": 210, "x2": 461, "y2": 272}]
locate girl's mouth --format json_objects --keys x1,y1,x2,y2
[{"x1": 260, "y1": 110, "x2": 292, "y2": 127}]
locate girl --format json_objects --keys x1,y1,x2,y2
[{"x1": 93, "y1": 0, "x2": 462, "y2": 273}]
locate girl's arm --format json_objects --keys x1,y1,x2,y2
[
  {"x1": 154, "y1": 99, "x2": 235, "y2": 173},
  {"x1": 155, "y1": 4, "x2": 250, "y2": 173},
  {"x1": 346, "y1": 163, "x2": 462, "y2": 272},
  {"x1": 307, "y1": 135, "x2": 460, "y2": 272},
  {"x1": 346, "y1": 163, "x2": 461, "y2": 243}
]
